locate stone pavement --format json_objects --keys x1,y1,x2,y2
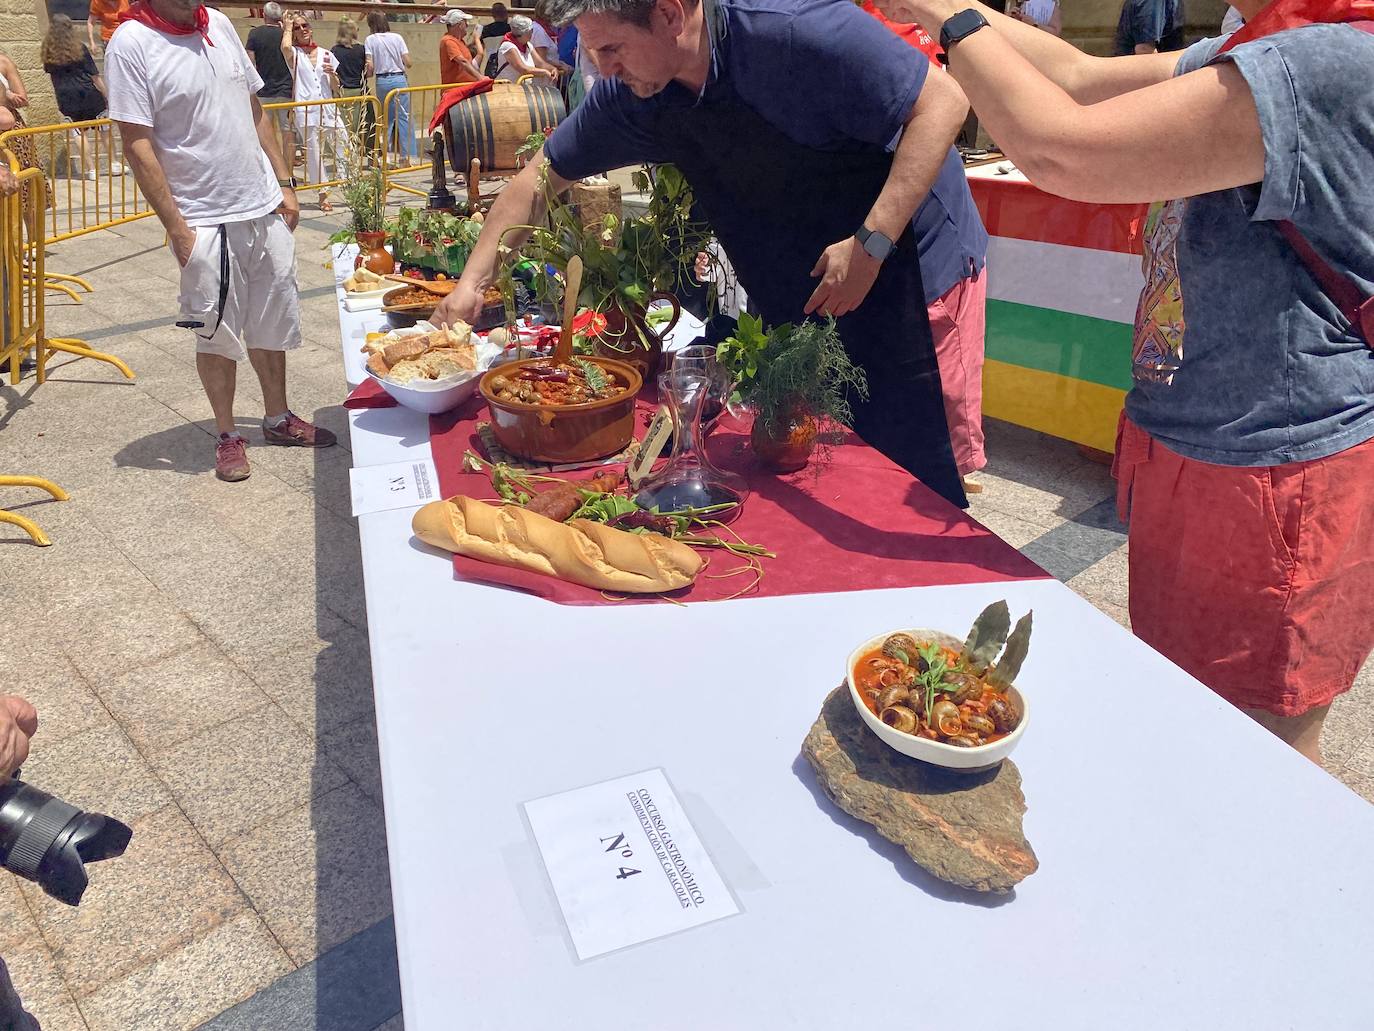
[{"x1": 1, "y1": 207, "x2": 1370, "y2": 1031}]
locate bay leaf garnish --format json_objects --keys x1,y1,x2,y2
[
  {"x1": 961, "y1": 600, "x2": 1011, "y2": 672},
  {"x1": 989, "y1": 611, "x2": 1033, "y2": 688}
]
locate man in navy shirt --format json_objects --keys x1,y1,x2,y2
[{"x1": 437, "y1": 0, "x2": 987, "y2": 506}]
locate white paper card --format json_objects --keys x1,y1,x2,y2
[
  {"x1": 349, "y1": 459, "x2": 440, "y2": 517},
  {"x1": 524, "y1": 769, "x2": 739, "y2": 961}
]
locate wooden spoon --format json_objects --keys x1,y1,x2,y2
[
  {"x1": 555, "y1": 255, "x2": 583, "y2": 367},
  {"x1": 384, "y1": 275, "x2": 456, "y2": 296}
]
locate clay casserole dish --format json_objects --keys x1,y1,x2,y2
[{"x1": 478, "y1": 356, "x2": 642, "y2": 463}]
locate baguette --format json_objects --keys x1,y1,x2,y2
[{"x1": 412, "y1": 495, "x2": 703, "y2": 593}]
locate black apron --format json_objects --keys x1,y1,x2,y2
[{"x1": 656, "y1": 81, "x2": 967, "y2": 508}]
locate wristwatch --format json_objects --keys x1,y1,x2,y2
[
  {"x1": 856, "y1": 225, "x2": 895, "y2": 262},
  {"x1": 938, "y1": 8, "x2": 990, "y2": 63},
  {"x1": 277, "y1": 176, "x2": 298, "y2": 189}
]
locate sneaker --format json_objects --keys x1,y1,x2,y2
[
  {"x1": 216, "y1": 434, "x2": 250, "y2": 482},
  {"x1": 262, "y1": 412, "x2": 338, "y2": 448}
]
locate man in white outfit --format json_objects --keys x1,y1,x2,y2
[{"x1": 106, "y1": 0, "x2": 335, "y2": 482}]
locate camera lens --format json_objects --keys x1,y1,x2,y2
[{"x1": 0, "y1": 779, "x2": 132, "y2": 906}]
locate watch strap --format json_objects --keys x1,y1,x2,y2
[
  {"x1": 856, "y1": 225, "x2": 895, "y2": 261},
  {"x1": 939, "y1": 8, "x2": 991, "y2": 60}
]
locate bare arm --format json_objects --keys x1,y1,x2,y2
[
  {"x1": 888, "y1": 0, "x2": 1177, "y2": 103},
  {"x1": 0, "y1": 55, "x2": 28, "y2": 106},
  {"x1": 281, "y1": 24, "x2": 297, "y2": 73},
  {"x1": 88, "y1": 19, "x2": 98, "y2": 53},
  {"x1": 805, "y1": 65, "x2": 969, "y2": 317},
  {"x1": 115, "y1": 120, "x2": 197, "y2": 264},
  {"x1": 911, "y1": 0, "x2": 1263, "y2": 202},
  {"x1": 436, "y1": 153, "x2": 574, "y2": 325},
  {"x1": 506, "y1": 46, "x2": 553, "y2": 80}
]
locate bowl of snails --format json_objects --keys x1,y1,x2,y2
[{"x1": 845, "y1": 618, "x2": 1030, "y2": 772}]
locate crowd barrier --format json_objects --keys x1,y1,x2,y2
[{"x1": 0, "y1": 166, "x2": 68, "y2": 544}]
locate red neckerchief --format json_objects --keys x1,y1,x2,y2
[
  {"x1": 1217, "y1": 0, "x2": 1374, "y2": 52},
  {"x1": 119, "y1": 0, "x2": 214, "y2": 46},
  {"x1": 296, "y1": 41, "x2": 318, "y2": 52},
  {"x1": 861, "y1": 0, "x2": 942, "y2": 66},
  {"x1": 535, "y1": 17, "x2": 557, "y2": 41},
  {"x1": 503, "y1": 31, "x2": 522, "y2": 46}
]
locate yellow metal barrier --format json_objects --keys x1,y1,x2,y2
[
  {"x1": 261, "y1": 94, "x2": 383, "y2": 197},
  {"x1": 1, "y1": 165, "x2": 68, "y2": 545},
  {"x1": 378, "y1": 83, "x2": 458, "y2": 200},
  {"x1": 0, "y1": 163, "x2": 133, "y2": 386},
  {"x1": 0, "y1": 117, "x2": 153, "y2": 257}
]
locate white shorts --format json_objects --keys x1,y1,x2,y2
[{"x1": 177, "y1": 212, "x2": 303, "y2": 361}]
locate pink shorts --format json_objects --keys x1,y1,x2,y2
[
  {"x1": 1115, "y1": 414, "x2": 1374, "y2": 717},
  {"x1": 928, "y1": 270, "x2": 987, "y2": 476}
]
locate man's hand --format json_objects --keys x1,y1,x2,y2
[
  {"x1": 0, "y1": 696, "x2": 38, "y2": 780},
  {"x1": 435, "y1": 281, "x2": 484, "y2": 328},
  {"x1": 170, "y1": 224, "x2": 197, "y2": 267},
  {"x1": 277, "y1": 186, "x2": 300, "y2": 231},
  {"x1": 804, "y1": 237, "x2": 882, "y2": 318}
]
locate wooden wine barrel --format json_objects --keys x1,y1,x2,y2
[{"x1": 445, "y1": 80, "x2": 568, "y2": 174}]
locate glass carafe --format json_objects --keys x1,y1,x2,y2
[{"x1": 634, "y1": 366, "x2": 749, "y2": 523}]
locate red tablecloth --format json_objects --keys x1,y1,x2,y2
[{"x1": 426, "y1": 398, "x2": 1047, "y2": 604}]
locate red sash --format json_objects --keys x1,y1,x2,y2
[
  {"x1": 1217, "y1": 0, "x2": 1374, "y2": 52},
  {"x1": 119, "y1": 0, "x2": 214, "y2": 46}
]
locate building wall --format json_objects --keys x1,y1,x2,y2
[{"x1": 0, "y1": 0, "x2": 60, "y2": 128}]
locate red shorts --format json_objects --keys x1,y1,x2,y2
[{"x1": 1114, "y1": 414, "x2": 1374, "y2": 717}]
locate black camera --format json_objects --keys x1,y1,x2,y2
[{"x1": 0, "y1": 778, "x2": 132, "y2": 906}]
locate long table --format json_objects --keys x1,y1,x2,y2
[{"x1": 334, "y1": 252, "x2": 1374, "y2": 1030}]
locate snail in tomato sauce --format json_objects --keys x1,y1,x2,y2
[{"x1": 854, "y1": 632, "x2": 1021, "y2": 748}]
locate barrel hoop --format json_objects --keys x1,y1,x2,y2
[{"x1": 478, "y1": 92, "x2": 495, "y2": 173}]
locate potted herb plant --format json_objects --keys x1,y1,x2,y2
[
  {"x1": 328, "y1": 163, "x2": 393, "y2": 275},
  {"x1": 716, "y1": 314, "x2": 869, "y2": 472},
  {"x1": 390, "y1": 206, "x2": 483, "y2": 279}
]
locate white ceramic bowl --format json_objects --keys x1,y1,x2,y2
[
  {"x1": 846, "y1": 628, "x2": 1029, "y2": 772},
  {"x1": 365, "y1": 325, "x2": 502, "y2": 414},
  {"x1": 367, "y1": 366, "x2": 483, "y2": 414}
]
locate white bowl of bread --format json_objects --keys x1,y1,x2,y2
[{"x1": 361, "y1": 322, "x2": 498, "y2": 414}]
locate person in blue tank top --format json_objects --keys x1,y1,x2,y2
[{"x1": 874, "y1": 0, "x2": 1374, "y2": 764}]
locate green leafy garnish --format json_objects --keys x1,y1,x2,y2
[
  {"x1": 989, "y1": 611, "x2": 1034, "y2": 688},
  {"x1": 571, "y1": 492, "x2": 641, "y2": 522},
  {"x1": 961, "y1": 600, "x2": 1011, "y2": 673},
  {"x1": 573, "y1": 358, "x2": 609, "y2": 393}
]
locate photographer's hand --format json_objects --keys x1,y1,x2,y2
[{"x1": 0, "y1": 696, "x2": 38, "y2": 779}]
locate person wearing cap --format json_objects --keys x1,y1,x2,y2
[{"x1": 440, "y1": 10, "x2": 484, "y2": 84}]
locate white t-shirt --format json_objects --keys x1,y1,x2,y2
[
  {"x1": 293, "y1": 47, "x2": 339, "y2": 127},
  {"x1": 496, "y1": 39, "x2": 535, "y2": 81},
  {"x1": 365, "y1": 32, "x2": 409, "y2": 75},
  {"x1": 530, "y1": 21, "x2": 556, "y2": 55},
  {"x1": 105, "y1": 10, "x2": 281, "y2": 227}
]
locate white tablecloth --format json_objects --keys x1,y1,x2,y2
[{"x1": 333, "y1": 250, "x2": 1374, "y2": 1031}]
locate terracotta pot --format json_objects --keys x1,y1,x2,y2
[
  {"x1": 592, "y1": 292, "x2": 681, "y2": 385},
  {"x1": 751, "y1": 407, "x2": 818, "y2": 473},
  {"x1": 356, "y1": 231, "x2": 395, "y2": 276},
  {"x1": 479, "y1": 357, "x2": 643, "y2": 464}
]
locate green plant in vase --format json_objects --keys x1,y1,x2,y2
[
  {"x1": 717, "y1": 314, "x2": 869, "y2": 472},
  {"x1": 499, "y1": 161, "x2": 711, "y2": 380}
]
